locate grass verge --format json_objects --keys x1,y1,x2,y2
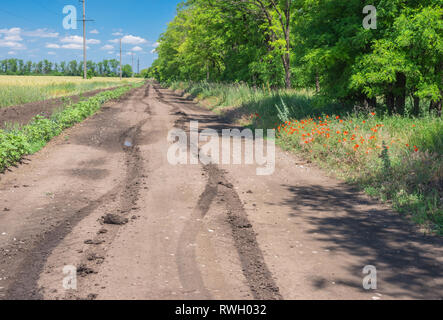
[
  {"x1": 168, "y1": 81, "x2": 443, "y2": 234},
  {"x1": 0, "y1": 81, "x2": 145, "y2": 172}
]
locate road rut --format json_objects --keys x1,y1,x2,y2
[{"x1": 0, "y1": 83, "x2": 441, "y2": 300}]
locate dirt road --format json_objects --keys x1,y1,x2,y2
[{"x1": 0, "y1": 83, "x2": 441, "y2": 300}]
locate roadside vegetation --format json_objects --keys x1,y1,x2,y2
[
  {"x1": 0, "y1": 81, "x2": 145, "y2": 172},
  {"x1": 0, "y1": 76, "x2": 142, "y2": 108},
  {"x1": 168, "y1": 81, "x2": 443, "y2": 234},
  {"x1": 149, "y1": 0, "x2": 442, "y2": 233}
]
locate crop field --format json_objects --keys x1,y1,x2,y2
[{"x1": 0, "y1": 76, "x2": 142, "y2": 108}]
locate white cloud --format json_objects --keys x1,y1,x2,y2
[
  {"x1": 101, "y1": 44, "x2": 114, "y2": 50},
  {"x1": 0, "y1": 40, "x2": 25, "y2": 49},
  {"x1": 107, "y1": 51, "x2": 114, "y2": 55},
  {"x1": 46, "y1": 43, "x2": 60, "y2": 49},
  {"x1": 0, "y1": 28, "x2": 24, "y2": 49},
  {"x1": 112, "y1": 32, "x2": 123, "y2": 36},
  {"x1": 0, "y1": 27, "x2": 21, "y2": 35},
  {"x1": 90, "y1": 29, "x2": 99, "y2": 34},
  {"x1": 110, "y1": 35, "x2": 147, "y2": 45},
  {"x1": 61, "y1": 35, "x2": 100, "y2": 45},
  {"x1": 24, "y1": 28, "x2": 59, "y2": 38},
  {"x1": 153, "y1": 42, "x2": 160, "y2": 47},
  {"x1": 61, "y1": 43, "x2": 85, "y2": 50},
  {"x1": 150, "y1": 48, "x2": 157, "y2": 54},
  {"x1": 4, "y1": 34, "x2": 22, "y2": 41},
  {"x1": 131, "y1": 46, "x2": 143, "y2": 52},
  {"x1": 8, "y1": 51, "x2": 16, "y2": 55},
  {"x1": 0, "y1": 27, "x2": 58, "y2": 42},
  {"x1": 48, "y1": 51, "x2": 56, "y2": 55}
]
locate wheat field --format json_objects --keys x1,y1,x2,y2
[{"x1": 0, "y1": 75, "x2": 143, "y2": 108}]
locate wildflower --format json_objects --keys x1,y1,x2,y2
[
  {"x1": 354, "y1": 144, "x2": 360, "y2": 150},
  {"x1": 336, "y1": 116, "x2": 340, "y2": 119}
]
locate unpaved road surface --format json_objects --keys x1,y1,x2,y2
[{"x1": 0, "y1": 83, "x2": 442, "y2": 300}]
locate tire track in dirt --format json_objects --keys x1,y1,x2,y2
[
  {"x1": 63, "y1": 86, "x2": 151, "y2": 300},
  {"x1": 4, "y1": 85, "x2": 151, "y2": 300},
  {"x1": 155, "y1": 84, "x2": 282, "y2": 300}
]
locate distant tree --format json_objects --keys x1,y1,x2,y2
[{"x1": 122, "y1": 64, "x2": 133, "y2": 78}]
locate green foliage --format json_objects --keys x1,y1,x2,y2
[
  {"x1": 0, "y1": 58, "x2": 123, "y2": 77},
  {"x1": 153, "y1": 0, "x2": 443, "y2": 114},
  {"x1": 87, "y1": 69, "x2": 94, "y2": 79},
  {"x1": 122, "y1": 64, "x2": 133, "y2": 78},
  {"x1": 0, "y1": 82, "x2": 145, "y2": 172}
]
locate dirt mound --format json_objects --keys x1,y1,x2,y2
[{"x1": 102, "y1": 214, "x2": 128, "y2": 225}]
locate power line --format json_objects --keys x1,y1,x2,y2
[
  {"x1": 0, "y1": 8, "x2": 49, "y2": 29},
  {"x1": 32, "y1": 2, "x2": 63, "y2": 17}
]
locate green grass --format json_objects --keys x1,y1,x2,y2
[
  {"x1": 0, "y1": 82, "x2": 145, "y2": 172},
  {"x1": 168, "y1": 81, "x2": 443, "y2": 234}
]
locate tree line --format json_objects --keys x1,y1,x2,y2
[
  {"x1": 0, "y1": 58, "x2": 135, "y2": 78},
  {"x1": 149, "y1": 0, "x2": 442, "y2": 115}
]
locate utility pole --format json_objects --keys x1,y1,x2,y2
[
  {"x1": 119, "y1": 38, "x2": 122, "y2": 80},
  {"x1": 137, "y1": 57, "x2": 140, "y2": 76},
  {"x1": 79, "y1": 0, "x2": 94, "y2": 79},
  {"x1": 131, "y1": 54, "x2": 134, "y2": 78},
  {"x1": 82, "y1": 0, "x2": 86, "y2": 79}
]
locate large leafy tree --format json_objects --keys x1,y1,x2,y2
[{"x1": 151, "y1": 0, "x2": 442, "y2": 115}]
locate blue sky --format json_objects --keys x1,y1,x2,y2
[{"x1": 0, "y1": 0, "x2": 182, "y2": 69}]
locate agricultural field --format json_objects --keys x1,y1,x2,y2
[{"x1": 0, "y1": 75, "x2": 142, "y2": 108}]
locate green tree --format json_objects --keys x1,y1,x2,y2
[{"x1": 122, "y1": 64, "x2": 133, "y2": 78}]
